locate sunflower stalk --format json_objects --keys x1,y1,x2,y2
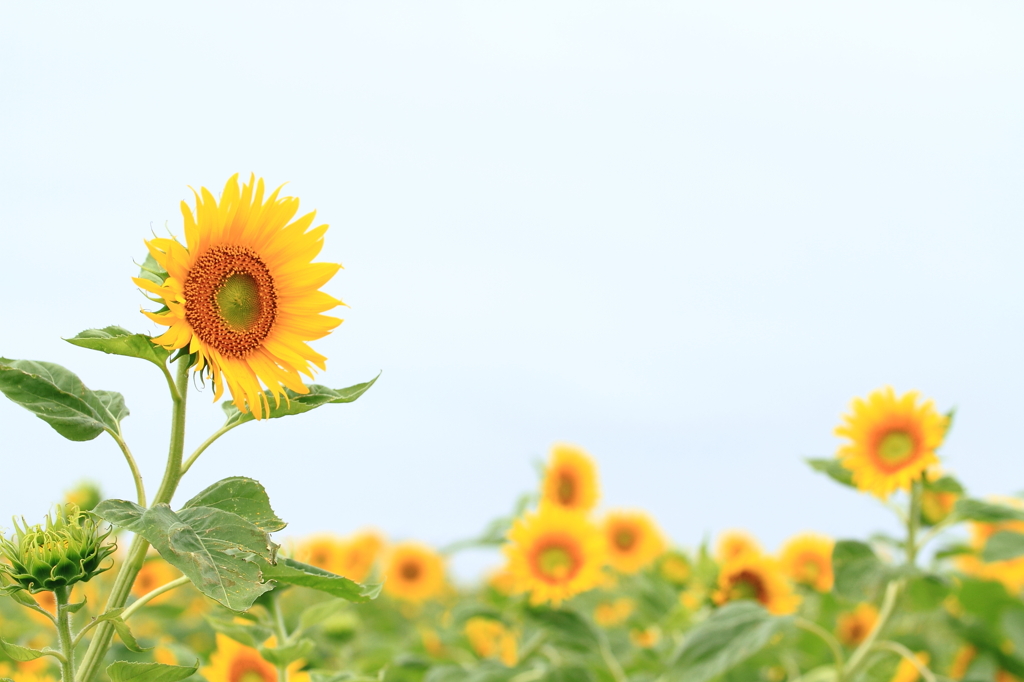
[
  {"x1": 55, "y1": 586, "x2": 77, "y2": 682},
  {"x1": 75, "y1": 357, "x2": 191, "y2": 682},
  {"x1": 269, "y1": 591, "x2": 290, "y2": 682}
]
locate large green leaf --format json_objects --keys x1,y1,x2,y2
[
  {"x1": 221, "y1": 376, "x2": 379, "y2": 426},
  {"x1": 983, "y1": 531, "x2": 1024, "y2": 562},
  {"x1": 65, "y1": 326, "x2": 170, "y2": 369},
  {"x1": 0, "y1": 358, "x2": 127, "y2": 441},
  {"x1": 0, "y1": 636, "x2": 55, "y2": 662},
  {"x1": 261, "y1": 557, "x2": 382, "y2": 602},
  {"x1": 806, "y1": 458, "x2": 855, "y2": 488},
  {"x1": 955, "y1": 499, "x2": 1024, "y2": 523},
  {"x1": 95, "y1": 500, "x2": 276, "y2": 611},
  {"x1": 107, "y1": 661, "x2": 197, "y2": 682},
  {"x1": 832, "y1": 540, "x2": 887, "y2": 600},
  {"x1": 183, "y1": 477, "x2": 286, "y2": 533},
  {"x1": 667, "y1": 602, "x2": 790, "y2": 682}
]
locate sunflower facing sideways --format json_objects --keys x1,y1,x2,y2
[
  {"x1": 835, "y1": 387, "x2": 948, "y2": 498},
  {"x1": 778, "y1": 532, "x2": 834, "y2": 592},
  {"x1": 134, "y1": 174, "x2": 345, "y2": 419},
  {"x1": 540, "y1": 443, "x2": 600, "y2": 513},
  {"x1": 504, "y1": 506, "x2": 607, "y2": 606},
  {"x1": 602, "y1": 509, "x2": 666, "y2": 574},
  {"x1": 202, "y1": 633, "x2": 309, "y2": 682},
  {"x1": 713, "y1": 552, "x2": 799, "y2": 615}
]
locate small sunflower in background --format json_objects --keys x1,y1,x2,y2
[
  {"x1": 295, "y1": 534, "x2": 347, "y2": 574},
  {"x1": 464, "y1": 617, "x2": 518, "y2": 666},
  {"x1": 957, "y1": 499, "x2": 1024, "y2": 593},
  {"x1": 337, "y1": 530, "x2": 386, "y2": 583},
  {"x1": 835, "y1": 387, "x2": 948, "y2": 498},
  {"x1": 202, "y1": 633, "x2": 309, "y2": 682},
  {"x1": 384, "y1": 542, "x2": 446, "y2": 603},
  {"x1": 658, "y1": 550, "x2": 693, "y2": 586},
  {"x1": 135, "y1": 174, "x2": 346, "y2": 419},
  {"x1": 715, "y1": 529, "x2": 762, "y2": 563},
  {"x1": 947, "y1": 645, "x2": 976, "y2": 680},
  {"x1": 602, "y1": 510, "x2": 666, "y2": 574},
  {"x1": 131, "y1": 555, "x2": 182, "y2": 606},
  {"x1": 835, "y1": 603, "x2": 878, "y2": 647},
  {"x1": 540, "y1": 444, "x2": 600, "y2": 513},
  {"x1": 889, "y1": 651, "x2": 930, "y2": 682},
  {"x1": 594, "y1": 597, "x2": 635, "y2": 627},
  {"x1": 778, "y1": 533, "x2": 834, "y2": 592},
  {"x1": 713, "y1": 552, "x2": 799, "y2": 615},
  {"x1": 504, "y1": 506, "x2": 607, "y2": 606}
]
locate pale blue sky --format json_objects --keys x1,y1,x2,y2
[{"x1": 1, "y1": 2, "x2": 1023, "y2": 578}]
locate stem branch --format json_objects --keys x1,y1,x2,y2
[
  {"x1": 180, "y1": 423, "x2": 240, "y2": 476},
  {"x1": 794, "y1": 617, "x2": 844, "y2": 679},
  {"x1": 108, "y1": 432, "x2": 146, "y2": 507},
  {"x1": 873, "y1": 641, "x2": 936, "y2": 682},
  {"x1": 121, "y1": 576, "x2": 190, "y2": 621}
]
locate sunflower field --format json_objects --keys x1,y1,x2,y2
[{"x1": 2, "y1": 176, "x2": 1023, "y2": 682}]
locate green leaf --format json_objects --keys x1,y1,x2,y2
[
  {"x1": 524, "y1": 606, "x2": 598, "y2": 647},
  {"x1": 923, "y1": 474, "x2": 964, "y2": 494},
  {"x1": 832, "y1": 540, "x2": 886, "y2": 600},
  {"x1": 906, "y1": 574, "x2": 951, "y2": 611},
  {"x1": 935, "y1": 543, "x2": 974, "y2": 560},
  {"x1": 111, "y1": 616, "x2": 152, "y2": 653},
  {"x1": 107, "y1": 661, "x2": 198, "y2": 682},
  {"x1": 205, "y1": 616, "x2": 274, "y2": 648},
  {"x1": 95, "y1": 500, "x2": 276, "y2": 611},
  {"x1": 65, "y1": 326, "x2": 170, "y2": 369},
  {"x1": 0, "y1": 358, "x2": 127, "y2": 441},
  {"x1": 954, "y1": 499, "x2": 1024, "y2": 523},
  {"x1": 0, "y1": 636, "x2": 52, "y2": 661},
  {"x1": 261, "y1": 557, "x2": 382, "y2": 602},
  {"x1": 183, "y1": 477, "x2": 286, "y2": 533},
  {"x1": 299, "y1": 598, "x2": 346, "y2": 631},
  {"x1": 667, "y1": 602, "x2": 790, "y2": 682},
  {"x1": 221, "y1": 375, "x2": 379, "y2": 426},
  {"x1": 983, "y1": 531, "x2": 1024, "y2": 562},
  {"x1": 806, "y1": 458, "x2": 854, "y2": 488},
  {"x1": 260, "y1": 638, "x2": 315, "y2": 667}
]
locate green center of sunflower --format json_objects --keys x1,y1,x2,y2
[
  {"x1": 731, "y1": 571, "x2": 767, "y2": 603},
  {"x1": 216, "y1": 273, "x2": 263, "y2": 332},
  {"x1": 877, "y1": 431, "x2": 916, "y2": 465},
  {"x1": 537, "y1": 546, "x2": 575, "y2": 580},
  {"x1": 802, "y1": 559, "x2": 820, "y2": 581},
  {"x1": 614, "y1": 529, "x2": 637, "y2": 551}
]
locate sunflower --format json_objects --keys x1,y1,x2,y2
[
  {"x1": 921, "y1": 489, "x2": 959, "y2": 525},
  {"x1": 131, "y1": 556, "x2": 182, "y2": 605},
  {"x1": 504, "y1": 506, "x2": 607, "y2": 606},
  {"x1": 594, "y1": 598, "x2": 635, "y2": 627},
  {"x1": 295, "y1": 534, "x2": 346, "y2": 574},
  {"x1": 630, "y1": 626, "x2": 662, "y2": 649},
  {"x1": 202, "y1": 633, "x2": 309, "y2": 682},
  {"x1": 835, "y1": 387, "x2": 948, "y2": 498},
  {"x1": 464, "y1": 617, "x2": 517, "y2": 666},
  {"x1": 715, "y1": 530, "x2": 762, "y2": 563},
  {"x1": 713, "y1": 552, "x2": 800, "y2": 615},
  {"x1": 338, "y1": 530, "x2": 385, "y2": 583},
  {"x1": 890, "y1": 651, "x2": 930, "y2": 682},
  {"x1": 135, "y1": 174, "x2": 345, "y2": 419},
  {"x1": 602, "y1": 510, "x2": 666, "y2": 574},
  {"x1": 540, "y1": 444, "x2": 600, "y2": 513},
  {"x1": 659, "y1": 550, "x2": 692, "y2": 586},
  {"x1": 383, "y1": 542, "x2": 446, "y2": 603},
  {"x1": 779, "y1": 533, "x2": 834, "y2": 592},
  {"x1": 836, "y1": 603, "x2": 878, "y2": 647}
]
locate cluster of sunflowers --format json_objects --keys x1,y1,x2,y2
[{"x1": 2, "y1": 176, "x2": 1024, "y2": 682}]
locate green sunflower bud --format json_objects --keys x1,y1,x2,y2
[{"x1": 0, "y1": 504, "x2": 116, "y2": 593}]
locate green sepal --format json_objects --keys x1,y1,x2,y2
[
  {"x1": 666, "y1": 601, "x2": 791, "y2": 682},
  {"x1": 259, "y1": 638, "x2": 315, "y2": 667},
  {"x1": 65, "y1": 326, "x2": 170, "y2": 369},
  {"x1": 137, "y1": 252, "x2": 169, "y2": 286},
  {"x1": 95, "y1": 500, "x2": 277, "y2": 611},
  {"x1": 66, "y1": 597, "x2": 88, "y2": 614},
  {"x1": 183, "y1": 477, "x2": 286, "y2": 534},
  {"x1": 261, "y1": 557, "x2": 382, "y2": 602},
  {"x1": 221, "y1": 375, "x2": 379, "y2": 426},
  {"x1": 106, "y1": 660, "x2": 198, "y2": 682},
  {"x1": 805, "y1": 458, "x2": 854, "y2": 488},
  {"x1": 0, "y1": 358, "x2": 128, "y2": 441}
]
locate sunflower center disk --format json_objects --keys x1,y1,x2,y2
[
  {"x1": 401, "y1": 561, "x2": 422, "y2": 581},
  {"x1": 557, "y1": 474, "x2": 576, "y2": 505},
  {"x1": 184, "y1": 245, "x2": 277, "y2": 359},
  {"x1": 537, "y1": 546, "x2": 576, "y2": 580},
  {"x1": 876, "y1": 430, "x2": 916, "y2": 465},
  {"x1": 732, "y1": 571, "x2": 767, "y2": 603},
  {"x1": 614, "y1": 529, "x2": 637, "y2": 551}
]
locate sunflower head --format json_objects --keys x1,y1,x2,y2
[
  {"x1": 464, "y1": 617, "x2": 517, "y2": 666},
  {"x1": 602, "y1": 510, "x2": 666, "y2": 574},
  {"x1": 714, "y1": 530, "x2": 762, "y2": 563},
  {"x1": 503, "y1": 506, "x2": 607, "y2": 606},
  {"x1": 778, "y1": 533, "x2": 834, "y2": 592},
  {"x1": 658, "y1": 550, "x2": 693, "y2": 586},
  {"x1": 594, "y1": 597, "x2": 635, "y2": 627},
  {"x1": 130, "y1": 555, "x2": 181, "y2": 605},
  {"x1": 540, "y1": 444, "x2": 600, "y2": 513},
  {"x1": 835, "y1": 602, "x2": 878, "y2": 647},
  {"x1": 835, "y1": 387, "x2": 948, "y2": 499},
  {"x1": 713, "y1": 552, "x2": 800, "y2": 615},
  {"x1": 295, "y1": 534, "x2": 347, "y2": 575},
  {"x1": 383, "y1": 542, "x2": 446, "y2": 603},
  {"x1": 201, "y1": 633, "x2": 309, "y2": 682},
  {"x1": 134, "y1": 174, "x2": 345, "y2": 419}
]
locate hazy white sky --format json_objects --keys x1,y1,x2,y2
[{"x1": 2, "y1": 2, "x2": 1023, "y2": 578}]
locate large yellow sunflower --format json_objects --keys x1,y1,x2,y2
[
  {"x1": 835, "y1": 387, "x2": 948, "y2": 498},
  {"x1": 202, "y1": 634, "x2": 309, "y2": 682},
  {"x1": 540, "y1": 444, "x2": 600, "y2": 513},
  {"x1": 504, "y1": 506, "x2": 607, "y2": 606},
  {"x1": 778, "y1": 533, "x2": 834, "y2": 592},
  {"x1": 602, "y1": 510, "x2": 666, "y2": 574},
  {"x1": 713, "y1": 552, "x2": 800, "y2": 615},
  {"x1": 135, "y1": 174, "x2": 344, "y2": 419},
  {"x1": 383, "y1": 542, "x2": 446, "y2": 603}
]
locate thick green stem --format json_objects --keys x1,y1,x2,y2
[
  {"x1": 76, "y1": 359, "x2": 190, "y2": 682},
  {"x1": 269, "y1": 592, "x2": 289, "y2": 682},
  {"x1": 907, "y1": 481, "x2": 921, "y2": 566},
  {"x1": 55, "y1": 586, "x2": 76, "y2": 682}
]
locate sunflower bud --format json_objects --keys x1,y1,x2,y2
[{"x1": 0, "y1": 504, "x2": 115, "y2": 593}]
